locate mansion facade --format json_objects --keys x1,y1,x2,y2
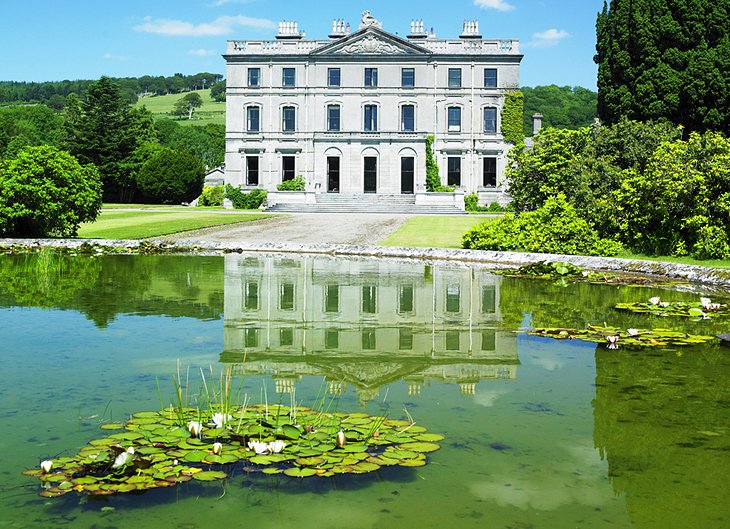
[{"x1": 223, "y1": 13, "x2": 522, "y2": 205}]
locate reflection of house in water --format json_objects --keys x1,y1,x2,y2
[{"x1": 221, "y1": 254, "x2": 518, "y2": 403}]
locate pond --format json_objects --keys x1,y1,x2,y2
[{"x1": 0, "y1": 251, "x2": 728, "y2": 529}]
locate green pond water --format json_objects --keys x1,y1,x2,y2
[{"x1": 0, "y1": 252, "x2": 728, "y2": 529}]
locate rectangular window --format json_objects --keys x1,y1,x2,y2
[
  {"x1": 483, "y1": 157, "x2": 497, "y2": 187},
  {"x1": 282, "y1": 156, "x2": 295, "y2": 181},
  {"x1": 446, "y1": 331, "x2": 460, "y2": 351},
  {"x1": 246, "y1": 107, "x2": 260, "y2": 132},
  {"x1": 399, "y1": 327, "x2": 413, "y2": 350},
  {"x1": 448, "y1": 68, "x2": 462, "y2": 88},
  {"x1": 362, "y1": 329, "x2": 376, "y2": 350},
  {"x1": 364, "y1": 67, "x2": 378, "y2": 87},
  {"x1": 282, "y1": 106, "x2": 296, "y2": 132},
  {"x1": 481, "y1": 330, "x2": 496, "y2": 351},
  {"x1": 280, "y1": 328, "x2": 294, "y2": 346},
  {"x1": 244, "y1": 281, "x2": 259, "y2": 310},
  {"x1": 401, "y1": 105, "x2": 415, "y2": 132},
  {"x1": 328, "y1": 67, "x2": 341, "y2": 87},
  {"x1": 484, "y1": 68, "x2": 497, "y2": 88},
  {"x1": 248, "y1": 68, "x2": 261, "y2": 87},
  {"x1": 484, "y1": 107, "x2": 497, "y2": 133},
  {"x1": 447, "y1": 157, "x2": 461, "y2": 187},
  {"x1": 244, "y1": 327, "x2": 259, "y2": 347},
  {"x1": 246, "y1": 156, "x2": 259, "y2": 186},
  {"x1": 325, "y1": 328, "x2": 339, "y2": 349},
  {"x1": 279, "y1": 282, "x2": 295, "y2": 311},
  {"x1": 364, "y1": 105, "x2": 378, "y2": 132},
  {"x1": 398, "y1": 285, "x2": 414, "y2": 313},
  {"x1": 362, "y1": 285, "x2": 377, "y2": 314},
  {"x1": 447, "y1": 106, "x2": 461, "y2": 132},
  {"x1": 325, "y1": 284, "x2": 339, "y2": 313},
  {"x1": 402, "y1": 68, "x2": 415, "y2": 88},
  {"x1": 282, "y1": 67, "x2": 296, "y2": 87},
  {"x1": 446, "y1": 284, "x2": 460, "y2": 313},
  {"x1": 327, "y1": 105, "x2": 340, "y2": 131},
  {"x1": 481, "y1": 285, "x2": 496, "y2": 313}
]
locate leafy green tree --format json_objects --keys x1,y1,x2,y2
[
  {"x1": 210, "y1": 81, "x2": 226, "y2": 102},
  {"x1": 0, "y1": 105, "x2": 63, "y2": 160},
  {"x1": 136, "y1": 147, "x2": 204, "y2": 204},
  {"x1": 595, "y1": 0, "x2": 730, "y2": 133},
  {"x1": 0, "y1": 145, "x2": 102, "y2": 237},
  {"x1": 172, "y1": 92, "x2": 203, "y2": 120},
  {"x1": 425, "y1": 135, "x2": 440, "y2": 191},
  {"x1": 522, "y1": 85, "x2": 598, "y2": 135}
]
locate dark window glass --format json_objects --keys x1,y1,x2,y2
[
  {"x1": 402, "y1": 68, "x2": 415, "y2": 87},
  {"x1": 280, "y1": 282, "x2": 295, "y2": 311},
  {"x1": 244, "y1": 282, "x2": 258, "y2": 310},
  {"x1": 362, "y1": 329, "x2": 376, "y2": 350},
  {"x1": 399, "y1": 327, "x2": 413, "y2": 350},
  {"x1": 482, "y1": 285, "x2": 496, "y2": 313},
  {"x1": 246, "y1": 156, "x2": 259, "y2": 186},
  {"x1": 328, "y1": 67, "x2": 341, "y2": 87},
  {"x1": 247, "y1": 107, "x2": 260, "y2": 132},
  {"x1": 282, "y1": 106, "x2": 295, "y2": 132},
  {"x1": 448, "y1": 68, "x2": 461, "y2": 88},
  {"x1": 446, "y1": 331, "x2": 460, "y2": 351},
  {"x1": 401, "y1": 105, "x2": 415, "y2": 131},
  {"x1": 327, "y1": 105, "x2": 340, "y2": 131},
  {"x1": 447, "y1": 107, "x2": 461, "y2": 132},
  {"x1": 362, "y1": 285, "x2": 377, "y2": 313},
  {"x1": 481, "y1": 330, "x2": 496, "y2": 351},
  {"x1": 447, "y1": 157, "x2": 461, "y2": 186},
  {"x1": 282, "y1": 156, "x2": 295, "y2": 181},
  {"x1": 244, "y1": 327, "x2": 259, "y2": 347},
  {"x1": 484, "y1": 107, "x2": 497, "y2": 133},
  {"x1": 325, "y1": 284, "x2": 339, "y2": 313},
  {"x1": 282, "y1": 67, "x2": 295, "y2": 87},
  {"x1": 280, "y1": 328, "x2": 294, "y2": 346},
  {"x1": 364, "y1": 68, "x2": 378, "y2": 87},
  {"x1": 248, "y1": 68, "x2": 260, "y2": 87},
  {"x1": 484, "y1": 68, "x2": 497, "y2": 88},
  {"x1": 483, "y1": 157, "x2": 497, "y2": 187},
  {"x1": 364, "y1": 105, "x2": 378, "y2": 131},
  {"x1": 446, "y1": 284, "x2": 460, "y2": 312},
  {"x1": 325, "y1": 329, "x2": 339, "y2": 349}
]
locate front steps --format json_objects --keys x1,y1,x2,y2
[{"x1": 266, "y1": 193, "x2": 467, "y2": 215}]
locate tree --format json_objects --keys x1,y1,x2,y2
[
  {"x1": 595, "y1": 0, "x2": 730, "y2": 133},
  {"x1": 136, "y1": 147, "x2": 204, "y2": 204},
  {"x1": 0, "y1": 145, "x2": 102, "y2": 237},
  {"x1": 425, "y1": 135, "x2": 440, "y2": 191},
  {"x1": 173, "y1": 92, "x2": 204, "y2": 120},
  {"x1": 210, "y1": 80, "x2": 226, "y2": 102},
  {"x1": 522, "y1": 85, "x2": 598, "y2": 134}
]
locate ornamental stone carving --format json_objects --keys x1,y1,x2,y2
[{"x1": 337, "y1": 34, "x2": 406, "y2": 55}]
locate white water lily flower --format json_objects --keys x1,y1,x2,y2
[
  {"x1": 112, "y1": 447, "x2": 135, "y2": 469},
  {"x1": 268, "y1": 440, "x2": 286, "y2": 453},
  {"x1": 648, "y1": 297, "x2": 661, "y2": 305},
  {"x1": 212, "y1": 442, "x2": 223, "y2": 455},
  {"x1": 212, "y1": 413, "x2": 231, "y2": 429},
  {"x1": 701, "y1": 297, "x2": 712, "y2": 309},
  {"x1": 248, "y1": 440, "x2": 269, "y2": 454},
  {"x1": 40, "y1": 460, "x2": 53, "y2": 473},
  {"x1": 659, "y1": 301, "x2": 670, "y2": 308},
  {"x1": 627, "y1": 329, "x2": 639, "y2": 336},
  {"x1": 606, "y1": 335, "x2": 620, "y2": 350},
  {"x1": 336, "y1": 431, "x2": 346, "y2": 448},
  {"x1": 188, "y1": 421, "x2": 202, "y2": 437}
]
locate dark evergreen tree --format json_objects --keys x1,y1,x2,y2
[{"x1": 595, "y1": 0, "x2": 730, "y2": 133}]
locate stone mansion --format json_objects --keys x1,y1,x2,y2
[{"x1": 223, "y1": 12, "x2": 522, "y2": 209}]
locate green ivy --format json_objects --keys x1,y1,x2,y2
[
  {"x1": 276, "y1": 175, "x2": 305, "y2": 191},
  {"x1": 425, "y1": 135, "x2": 440, "y2": 192},
  {"x1": 501, "y1": 91, "x2": 524, "y2": 145},
  {"x1": 225, "y1": 185, "x2": 267, "y2": 209}
]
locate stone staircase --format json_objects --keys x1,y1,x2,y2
[{"x1": 266, "y1": 193, "x2": 466, "y2": 215}]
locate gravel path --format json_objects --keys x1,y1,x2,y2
[{"x1": 163, "y1": 213, "x2": 412, "y2": 245}]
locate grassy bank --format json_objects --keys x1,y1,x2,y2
[
  {"x1": 78, "y1": 210, "x2": 270, "y2": 239},
  {"x1": 379, "y1": 215, "x2": 498, "y2": 249},
  {"x1": 136, "y1": 89, "x2": 225, "y2": 126}
]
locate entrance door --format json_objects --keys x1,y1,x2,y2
[
  {"x1": 401, "y1": 157, "x2": 414, "y2": 194},
  {"x1": 363, "y1": 157, "x2": 377, "y2": 194},
  {"x1": 327, "y1": 157, "x2": 340, "y2": 193}
]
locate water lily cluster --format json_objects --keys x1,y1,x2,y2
[
  {"x1": 530, "y1": 324, "x2": 717, "y2": 349},
  {"x1": 615, "y1": 296, "x2": 730, "y2": 319},
  {"x1": 24, "y1": 404, "x2": 443, "y2": 497}
]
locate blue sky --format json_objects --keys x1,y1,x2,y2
[{"x1": 1, "y1": 0, "x2": 604, "y2": 88}]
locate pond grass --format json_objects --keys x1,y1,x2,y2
[{"x1": 77, "y1": 210, "x2": 270, "y2": 239}]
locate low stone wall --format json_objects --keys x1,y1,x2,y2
[{"x1": 2, "y1": 238, "x2": 730, "y2": 290}]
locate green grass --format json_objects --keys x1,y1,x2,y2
[
  {"x1": 379, "y1": 215, "x2": 497, "y2": 249},
  {"x1": 614, "y1": 253, "x2": 730, "y2": 269},
  {"x1": 136, "y1": 89, "x2": 226, "y2": 126},
  {"x1": 78, "y1": 210, "x2": 270, "y2": 239}
]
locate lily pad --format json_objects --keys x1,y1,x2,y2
[
  {"x1": 284, "y1": 467, "x2": 317, "y2": 478},
  {"x1": 192, "y1": 471, "x2": 228, "y2": 482},
  {"x1": 397, "y1": 442, "x2": 441, "y2": 453}
]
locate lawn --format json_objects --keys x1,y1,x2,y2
[
  {"x1": 77, "y1": 210, "x2": 270, "y2": 239},
  {"x1": 379, "y1": 215, "x2": 497, "y2": 249},
  {"x1": 136, "y1": 89, "x2": 226, "y2": 126}
]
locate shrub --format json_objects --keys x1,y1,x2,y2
[
  {"x1": 462, "y1": 194, "x2": 622, "y2": 256},
  {"x1": 425, "y1": 135, "x2": 441, "y2": 192},
  {"x1": 465, "y1": 193, "x2": 507, "y2": 213},
  {"x1": 136, "y1": 147, "x2": 205, "y2": 204},
  {"x1": 277, "y1": 175, "x2": 305, "y2": 191},
  {"x1": 198, "y1": 185, "x2": 224, "y2": 207},
  {"x1": 0, "y1": 145, "x2": 102, "y2": 237},
  {"x1": 225, "y1": 185, "x2": 267, "y2": 209},
  {"x1": 433, "y1": 185, "x2": 455, "y2": 193}
]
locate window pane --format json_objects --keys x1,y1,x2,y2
[
  {"x1": 446, "y1": 283, "x2": 460, "y2": 312},
  {"x1": 484, "y1": 68, "x2": 497, "y2": 88},
  {"x1": 481, "y1": 330, "x2": 496, "y2": 351},
  {"x1": 325, "y1": 284, "x2": 339, "y2": 313},
  {"x1": 399, "y1": 327, "x2": 413, "y2": 350},
  {"x1": 244, "y1": 327, "x2": 259, "y2": 347},
  {"x1": 282, "y1": 156, "x2": 295, "y2": 181},
  {"x1": 246, "y1": 156, "x2": 259, "y2": 186},
  {"x1": 282, "y1": 68, "x2": 295, "y2": 87},
  {"x1": 448, "y1": 68, "x2": 461, "y2": 88},
  {"x1": 282, "y1": 106, "x2": 295, "y2": 132},
  {"x1": 399, "y1": 285, "x2": 414, "y2": 312},
  {"x1": 483, "y1": 157, "x2": 497, "y2": 187},
  {"x1": 447, "y1": 157, "x2": 461, "y2": 187},
  {"x1": 247, "y1": 107, "x2": 260, "y2": 132},
  {"x1": 448, "y1": 107, "x2": 461, "y2": 132},
  {"x1": 365, "y1": 68, "x2": 378, "y2": 87},
  {"x1": 244, "y1": 281, "x2": 259, "y2": 310},
  {"x1": 402, "y1": 68, "x2": 415, "y2": 87},
  {"x1": 401, "y1": 105, "x2": 415, "y2": 131},
  {"x1": 327, "y1": 105, "x2": 340, "y2": 131},
  {"x1": 248, "y1": 68, "x2": 260, "y2": 87},
  {"x1": 362, "y1": 285, "x2": 376, "y2": 313},
  {"x1": 280, "y1": 328, "x2": 294, "y2": 346},
  {"x1": 280, "y1": 282, "x2": 295, "y2": 311},
  {"x1": 328, "y1": 68, "x2": 341, "y2": 87},
  {"x1": 364, "y1": 105, "x2": 378, "y2": 131},
  {"x1": 362, "y1": 329, "x2": 376, "y2": 350},
  {"x1": 325, "y1": 328, "x2": 339, "y2": 349},
  {"x1": 446, "y1": 331, "x2": 460, "y2": 351},
  {"x1": 482, "y1": 285, "x2": 496, "y2": 313},
  {"x1": 484, "y1": 107, "x2": 497, "y2": 133}
]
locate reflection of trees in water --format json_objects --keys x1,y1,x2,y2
[
  {"x1": 593, "y1": 345, "x2": 730, "y2": 529},
  {"x1": 0, "y1": 252, "x2": 224, "y2": 327}
]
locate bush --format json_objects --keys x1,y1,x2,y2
[
  {"x1": 136, "y1": 147, "x2": 205, "y2": 204},
  {"x1": 198, "y1": 186, "x2": 224, "y2": 207},
  {"x1": 277, "y1": 175, "x2": 305, "y2": 191},
  {"x1": 465, "y1": 193, "x2": 507, "y2": 213},
  {"x1": 0, "y1": 145, "x2": 102, "y2": 237},
  {"x1": 432, "y1": 185, "x2": 455, "y2": 193},
  {"x1": 225, "y1": 185, "x2": 267, "y2": 209},
  {"x1": 462, "y1": 194, "x2": 622, "y2": 256},
  {"x1": 425, "y1": 135, "x2": 440, "y2": 192}
]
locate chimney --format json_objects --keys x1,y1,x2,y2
[
  {"x1": 460, "y1": 20, "x2": 482, "y2": 39},
  {"x1": 407, "y1": 19, "x2": 428, "y2": 40},
  {"x1": 532, "y1": 113, "x2": 543, "y2": 135},
  {"x1": 329, "y1": 18, "x2": 350, "y2": 39},
  {"x1": 276, "y1": 21, "x2": 305, "y2": 40}
]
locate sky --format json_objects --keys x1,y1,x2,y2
[{"x1": 0, "y1": 0, "x2": 605, "y2": 89}]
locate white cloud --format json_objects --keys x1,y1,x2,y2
[
  {"x1": 528, "y1": 28, "x2": 570, "y2": 47},
  {"x1": 473, "y1": 0, "x2": 515, "y2": 11},
  {"x1": 103, "y1": 53, "x2": 129, "y2": 61},
  {"x1": 134, "y1": 15, "x2": 275, "y2": 36},
  {"x1": 209, "y1": 0, "x2": 254, "y2": 6},
  {"x1": 188, "y1": 49, "x2": 217, "y2": 56}
]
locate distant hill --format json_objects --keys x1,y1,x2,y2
[
  {"x1": 522, "y1": 85, "x2": 598, "y2": 135},
  {"x1": 136, "y1": 89, "x2": 225, "y2": 126}
]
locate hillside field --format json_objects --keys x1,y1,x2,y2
[{"x1": 136, "y1": 89, "x2": 225, "y2": 126}]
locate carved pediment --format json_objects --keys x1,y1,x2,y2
[{"x1": 312, "y1": 27, "x2": 431, "y2": 57}]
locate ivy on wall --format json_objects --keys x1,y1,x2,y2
[
  {"x1": 425, "y1": 134, "x2": 441, "y2": 192},
  {"x1": 501, "y1": 91, "x2": 524, "y2": 145}
]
